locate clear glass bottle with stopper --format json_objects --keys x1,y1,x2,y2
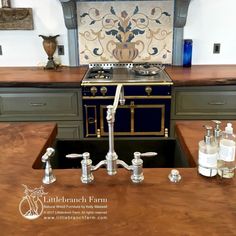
[
  {"x1": 218, "y1": 123, "x2": 236, "y2": 178},
  {"x1": 198, "y1": 125, "x2": 218, "y2": 177}
]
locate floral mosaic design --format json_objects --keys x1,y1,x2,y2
[{"x1": 77, "y1": 1, "x2": 174, "y2": 64}]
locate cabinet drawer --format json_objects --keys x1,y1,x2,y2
[
  {"x1": 174, "y1": 90, "x2": 236, "y2": 117},
  {"x1": 0, "y1": 89, "x2": 81, "y2": 120}
]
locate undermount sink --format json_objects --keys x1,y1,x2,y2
[{"x1": 33, "y1": 138, "x2": 194, "y2": 169}]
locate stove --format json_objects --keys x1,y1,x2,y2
[
  {"x1": 81, "y1": 63, "x2": 173, "y2": 138},
  {"x1": 82, "y1": 63, "x2": 172, "y2": 85}
]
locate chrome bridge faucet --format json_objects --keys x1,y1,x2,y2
[{"x1": 66, "y1": 84, "x2": 157, "y2": 184}]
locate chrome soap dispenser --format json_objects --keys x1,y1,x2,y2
[
  {"x1": 198, "y1": 125, "x2": 218, "y2": 177},
  {"x1": 212, "y1": 120, "x2": 222, "y2": 146}
]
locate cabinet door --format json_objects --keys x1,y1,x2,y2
[{"x1": 57, "y1": 121, "x2": 83, "y2": 140}]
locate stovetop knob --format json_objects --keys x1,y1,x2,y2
[
  {"x1": 90, "y1": 86, "x2": 97, "y2": 96},
  {"x1": 100, "y1": 86, "x2": 107, "y2": 96},
  {"x1": 145, "y1": 86, "x2": 152, "y2": 96}
]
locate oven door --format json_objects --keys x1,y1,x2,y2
[
  {"x1": 101, "y1": 98, "x2": 169, "y2": 136},
  {"x1": 83, "y1": 97, "x2": 171, "y2": 137}
]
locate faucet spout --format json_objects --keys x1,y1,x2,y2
[
  {"x1": 112, "y1": 83, "x2": 124, "y2": 112},
  {"x1": 105, "y1": 84, "x2": 124, "y2": 175},
  {"x1": 119, "y1": 85, "x2": 125, "y2": 105}
]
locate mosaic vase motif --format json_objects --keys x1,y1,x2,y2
[{"x1": 112, "y1": 42, "x2": 139, "y2": 62}]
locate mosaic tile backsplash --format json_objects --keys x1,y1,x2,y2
[{"x1": 77, "y1": 1, "x2": 174, "y2": 64}]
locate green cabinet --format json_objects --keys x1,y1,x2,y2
[
  {"x1": 171, "y1": 85, "x2": 236, "y2": 135},
  {"x1": 0, "y1": 87, "x2": 83, "y2": 139}
]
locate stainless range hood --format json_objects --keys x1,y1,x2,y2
[{"x1": 59, "y1": 0, "x2": 191, "y2": 66}]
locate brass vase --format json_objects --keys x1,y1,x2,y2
[
  {"x1": 39, "y1": 35, "x2": 59, "y2": 70},
  {"x1": 1, "y1": 0, "x2": 11, "y2": 8}
]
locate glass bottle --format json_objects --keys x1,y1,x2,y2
[
  {"x1": 218, "y1": 123, "x2": 236, "y2": 178},
  {"x1": 183, "y1": 39, "x2": 193, "y2": 67}
]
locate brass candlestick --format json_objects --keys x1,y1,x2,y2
[{"x1": 39, "y1": 35, "x2": 59, "y2": 70}]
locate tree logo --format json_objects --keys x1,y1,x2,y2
[{"x1": 19, "y1": 184, "x2": 47, "y2": 220}]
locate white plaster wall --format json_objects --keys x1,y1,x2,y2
[
  {"x1": 0, "y1": 0, "x2": 236, "y2": 66},
  {"x1": 184, "y1": 0, "x2": 236, "y2": 64},
  {"x1": 0, "y1": 0, "x2": 69, "y2": 67}
]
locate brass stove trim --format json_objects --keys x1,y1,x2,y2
[
  {"x1": 81, "y1": 82, "x2": 173, "y2": 86},
  {"x1": 130, "y1": 101, "x2": 135, "y2": 133},
  {"x1": 83, "y1": 96, "x2": 171, "y2": 100}
]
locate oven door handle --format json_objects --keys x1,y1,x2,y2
[{"x1": 88, "y1": 117, "x2": 96, "y2": 124}]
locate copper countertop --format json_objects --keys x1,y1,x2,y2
[
  {"x1": 0, "y1": 66, "x2": 88, "y2": 87},
  {"x1": 0, "y1": 65, "x2": 236, "y2": 87},
  {"x1": 165, "y1": 65, "x2": 236, "y2": 86},
  {"x1": 0, "y1": 121, "x2": 235, "y2": 235}
]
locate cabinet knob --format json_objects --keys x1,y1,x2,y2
[
  {"x1": 100, "y1": 86, "x2": 107, "y2": 96},
  {"x1": 90, "y1": 86, "x2": 97, "y2": 96},
  {"x1": 145, "y1": 86, "x2": 152, "y2": 96}
]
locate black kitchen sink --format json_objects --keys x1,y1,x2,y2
[{"x1": 33, "y1": 138, "x2": 194, "y2": 169}]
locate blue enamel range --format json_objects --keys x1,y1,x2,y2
[{"x1": 81, "y1": 63, "x2": 173, "y2": 138}]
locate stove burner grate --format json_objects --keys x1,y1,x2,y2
[{"x1": 87, "y1": 67, "x2": 112, "y2": 80}]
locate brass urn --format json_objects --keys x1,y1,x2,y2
[
  {"x1": 39, "y1": 35, "x2": 59, "y2": 70},
  {"x1": 1, "y1": 0, "x2": 11, "y2": 8}
]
